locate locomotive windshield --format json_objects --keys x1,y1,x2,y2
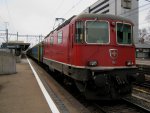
[
  {"x1": 117, "y1": 23, "x2": 132, "y2": 45},
  {"x1": 86, "y1": 21, "x2": 109, "y2": 44}
]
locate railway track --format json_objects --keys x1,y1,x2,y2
[
  {"x1": 46, "y1": 73, "x2": 150, "y2": 113},
  {"x1": 74, "y1": 93, "x2": 150, "y2": 113},
  {"x1": 133, "y1": 64, "x2": 150, "y2": 89},
  {"x1": 31, "y1": 58, "x2": 150, "y2": 113},
  {"x1": 90, "y1": 97, "x2": 150, "y2": 113},
  {"x1": 139, "y1": 81, "x2": 150, "y2": 88},
  {"x1": 129, "y1": 86, "x2": 150, "y2": 112},
  {"x1": 124, "y1": 98, "x2": 150, "y2": 113},
  {"x1": 134, "y1": 80, "x2": 150, "y2": 89},
  {"x1": 94, "y1": 101, "x2": 143, "y2": 113},
  {"x1": 29, "y1": 58, "x2": 90, "y2": 113},
  {"x1": 137, "y1": 65, "x2": 150, "y2": 75},
  {"x1": 80, "y1": 86, "x2": 150, "y2": 113},
  {"x1": 44, "y1": 66, "x2": 150, "y2": 113}
]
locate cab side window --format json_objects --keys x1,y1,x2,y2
[
  {"x1": 50, "y1": 36, "x2": 54, "y2": 45},
  {"x1": 75, "y1": 21, "x2": 84, "y2": 43}
]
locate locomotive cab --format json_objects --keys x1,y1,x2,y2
[
  {"x1": 42, "y1": 13, "x2": 144, "y2": 100},
  {"x1": 73, "y1": 17, "x2": 135, "y2": 68},
  {"x1": 69, "y1": 14, "x2": 143, "y2": 100}
]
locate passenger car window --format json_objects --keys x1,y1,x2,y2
[
  {"x1": 57, "y1": 31, "x2": 63, "y2": 44},
  {"x1": 47, "y1": 39, "x2": 49, "y2": 47},
  {"x1": 50, "y1": 36, "x2": 54, "y2": 45}
]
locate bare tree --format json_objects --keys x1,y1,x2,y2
[
  {"x1": 139, "y1": 28, "x2": 147, "y2": 43},
  {"x1": 146, "y1": 10, "x2": 150, "y2": 24}
]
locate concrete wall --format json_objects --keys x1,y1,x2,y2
[{"x1": 0, "y1": 49, "x2": 16, "y2": 75}]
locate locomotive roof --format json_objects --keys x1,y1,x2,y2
[
  {"x1": 75, "y1": 13, "x2": 133, "y2": 24},
  {"x1": 44, "y1": 15, "x2": 76, "y2": 39},
  {"x1": 45, "y1": 13, "x2": 133, "y2": 39}
]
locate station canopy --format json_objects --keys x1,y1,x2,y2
[{"x1": 1, "y1": 41, "x2": 30, "y2": 51}]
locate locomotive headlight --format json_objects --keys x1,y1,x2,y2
[
  {"x1": 126, "y1": 60, "x2": 134, "y2": 66},
  {"x1": 88, "y1": 60, "x2": 98, "y2": 67}
]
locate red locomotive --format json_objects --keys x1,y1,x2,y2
[{"x1": 28, "y1": 13, "x2": 144, "y2": 100}]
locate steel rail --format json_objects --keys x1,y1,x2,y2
[
  {"x1": 123, "y1": 97, "x2": 150, "y2": 113},
  {"x1": 135, "y1": 81, "x2": 150, "y2": 89},
  {"x1": 93, "y1": 103, "x2": 108, "y2": 113}
]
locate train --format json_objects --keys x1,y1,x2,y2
[{"x1": 27, "y1": 13, "x2": 144, "y2": 100}]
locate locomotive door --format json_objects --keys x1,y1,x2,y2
[{"x1": 68, "y1": 24, "x2": 74, "y2": 64}]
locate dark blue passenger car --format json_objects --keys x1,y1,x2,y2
[{"x1": 27, "y1": 42, "x2": 43, "y2": 62}]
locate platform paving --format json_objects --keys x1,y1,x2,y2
[{"x1": 0, "y1": 58, "x2": 51, "y2": 113}]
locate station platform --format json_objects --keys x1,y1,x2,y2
[
  {"x1": 0, "y1": 58, "x2": 51, "y2": 113},
  {"x1": 0, "y1": 58, "x2": 89, "y2": 113}
]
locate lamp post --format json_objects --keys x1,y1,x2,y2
[{"x1": 4, "y1": 22, "x2": 9, "y2": 46}]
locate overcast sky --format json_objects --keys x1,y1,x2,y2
[
  {"x1": 0, "y1": 0, "x2": 150, "y2": 44},
  {"x1": 0, "y1": 0, "x2": 98, "y2": 35}
]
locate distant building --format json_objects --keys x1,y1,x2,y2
[
  {"x1": 83, "y1": 0, "x2": 139, "y2": 43},
  {"x1": 135, "y1": 32, "x2": 150, "y2": 58},
  {"x1": 135, "y1": 43, "x2": 150, "y2": 58}
]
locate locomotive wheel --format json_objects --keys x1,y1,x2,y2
[{"x1": 75, "y1": 81, "x2": 101, "y2": 100}]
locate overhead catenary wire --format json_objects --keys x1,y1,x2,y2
[
  {"x1": 51, "y1": 0, "x2": 87, "y2": 31},
  {"x1": 0, "y1": 0, "x2": 150, "y2": 44},
  {"x1": 83, "y1": 0, "x2": 150, "y2": 29},
  {"x1": 61, "y1": 0, "x2": 84, "y2": 18},
  {"x1": 117, "y1": 3, "x2": 150, "y2": 28},
  {"x1": 4, "y1": 0, "x2": 16, "y2": 32},
  {"x1": 119, "y1": 3, "x2": 150, "y2": 19},
  {"x1": 0, "y1": 36, "x2": 6, "y2": 41},
  {"x1": 118, "y1": 2, "x2": 150, "y2": 16},
  {"x1": 60, "y1": 0, "x2": 150, "y2": 23},
  {"x1": 0, "y1": 0, "x2": 117, "y2": 46},
  {"x1": 10, "y1": 1, "x2": 150, "y2": 34},
  {"x1": 50, "y1": 0, "x2": 65, "y2": 19}
]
